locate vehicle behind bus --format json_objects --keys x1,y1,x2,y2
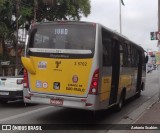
[{"x1": 22, "y1": 21, "x2": 147, "y2": 111}]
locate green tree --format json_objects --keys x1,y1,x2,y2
[
  {"x1": 0, "y1": 0, "x2": 6, "y2": 8},
  {"x1": 0, "y1": 0, "x2": 91, "y2": 60},
  {"x1": 0, "y1": 0, "x2": 33, "y2": 61},
  {"x1": 35, "y1": 0, "x2": 91, "y2": 21},
  {"x1": 0, "y1": 0, "x2": 13, "y2": 60}
]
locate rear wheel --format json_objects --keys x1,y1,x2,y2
[
  {"x1": 136, "y1": 90, "x2": 141, "y2": 98},
  {"x1": 23, "y1": 102, "x2": 37, "y2": 106},
  {"x1": 115, "y1": 92, "x2": 125, "y2": 111},
  {"x1": 0, "y1": 100, "x2": 8, "y2": 104},
  {"x1": 136, "y1": 83, "x2": 144, "y2": 98}
]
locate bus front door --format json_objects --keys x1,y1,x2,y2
[{"x1": 109, "y1": 40, "x2": 120, "y2": 105}]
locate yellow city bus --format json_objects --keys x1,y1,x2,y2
[{"x1": 21, "y1": 21, "x2": 147, "y2": 111}]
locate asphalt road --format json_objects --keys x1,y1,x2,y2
[{"x1": 0, "y1": 70, "x2": 159, "y2": 133}]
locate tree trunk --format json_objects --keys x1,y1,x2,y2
[
  {"x1": 2, "y1": 38, "x2": 6, "y2": 60},
  {"x1": 0, "y1": 38, "x2": 7, "y2": 76}
]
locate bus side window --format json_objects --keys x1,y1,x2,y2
[
  {"x1": 102, "y1": 40, "x2": 112, "y2": 66},
  {"x1": 123, "y1": 44, "x2": 132, "y2": 67},
  {"x1": 102, "y1": 28, "x2": 112, "y2": 66},
  {"x1": 132, "y1": 48, "x2": 139, "y2": 67},
  {"x1": 127, "y1": 45, "x2": 131, "y2": 66},
  {"x1": 120, "y1": 44, "x2": 124, "y2": 66},
  {"x1": 130, "y1": 46, "x2": 133, "y2": 66},
  {"x1": 122, "y1": 43, "x2": 128, "y2": 67}
]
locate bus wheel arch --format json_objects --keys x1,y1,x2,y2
[
  {"x1": 136, "y1": 82, "x2": 144, "y2": 98},
  {"x1": 115, "y1": 88, "x2": 126, "y2": 111},
  {"x1": 0, "y1": 99, "x2": 8, "y2": 104}
]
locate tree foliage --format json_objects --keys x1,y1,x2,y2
[
  {"x1": 0, "y1": 0, "x2": 12, "y2": 39},
  {"x1": 0, "y1": 0, "x2": 15, "y2": 60},
  {"x1": 0, "y1": 0, "x2": 91, "y2": 60},
  {"x1": 0, "y1": 0, "x2": 6, "y2": 9},
  {"x1": 0, "y1": 0, "x2": 91, "y2": 37},
  {"x1": 36, "y1": 0, "x2": 91, "y2": 21}
]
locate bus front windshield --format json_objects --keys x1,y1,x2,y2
[{"x1": 29, "y1": 23, "x2": 96, "y2": 53}]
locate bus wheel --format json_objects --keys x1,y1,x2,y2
[
  {"x1": 0, "y1": 100, "x2": 8, "y2": 104},
  {"x1": 115, "y1": 92, "x2": 125, "y2": 111},
  {"x1": 136, "y1": 90, "x2": 141, "y2": 98},
  {"x1": 136, "y1": 83, "x2": 143, "y2": 98}
]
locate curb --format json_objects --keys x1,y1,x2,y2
[
  {"x1": 118, "y1": 93, "x2": 159, "y2": 124},
  {"x1": 107, "y1": 93, "x2": 159, "y2": 133}
]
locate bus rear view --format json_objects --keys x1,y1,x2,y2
[{"x1": 22, "y1": 21, "x2": 99, "y2": 110}]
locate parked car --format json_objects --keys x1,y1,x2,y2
[{"x1": 0, "y1": 68, "x2": 23, "y2": 104}]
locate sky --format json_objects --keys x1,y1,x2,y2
[{"x1": 81, "y1": 0, "x2": 158, "y2": 52}]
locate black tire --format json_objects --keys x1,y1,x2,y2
[
  {"x1": 0, "y1": 100, "x2": 8, "y2": 104},
  {"x1": 23, "y1": 102, "x2": 37, "y2": 106},
  {"x1": 136, "y1": 83, "x2": 143, "y2": 98},
  {"x1": 115, "y1": 92, "x2": 125, "y2": 111},
  {"x1": 136, "y1": 90, "x2": 141, "y2": 98}
]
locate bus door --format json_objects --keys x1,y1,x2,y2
[
  {"x1": 109, "y1": 40, "x2": 120, "y2": 105},
  {"x1": 136, "y1": 51, "x2": 142, "y2": 92}
]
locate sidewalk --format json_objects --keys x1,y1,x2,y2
[
  {"x1": 125, "y1": 71, "x2": 160, "y2": 133},
  {"x1": 133, "y1": 100, "x2": 160, "y2": 124},
  {"x1": 107, "y1": 71, "x2": 160, "y2": 133},
  {"x1": 125, "y1": 99, "x2": 160, "y2": 133}
]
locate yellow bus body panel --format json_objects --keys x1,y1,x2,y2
[
  {"x1": 100, "y1": 75, "x2": 132, "y2": 102},
  {"x1": 22, "y1": 56, "x2": 93, "y2": 96},
  {"x1": 21, "y1": 57, "x2": 36, "y2": 74},
  {"x1": 118, "y1": 75, "x2": 132, "y2": 96},
  {"x1": 100, "y1": 77, "x2": 111, "y2": 101}
]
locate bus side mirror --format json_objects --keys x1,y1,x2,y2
[{"x1": 145, "y1": 55, "x2": 148, "y2": 63}]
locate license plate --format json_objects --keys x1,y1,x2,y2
[
  {"x1": 0, "y1": 92, "x2": 9, "y2": 95},
  {"x1": 50, "y1": 99, "x2": 63, "y2": 105}
]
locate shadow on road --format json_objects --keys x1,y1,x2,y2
[
  {"x1": 0, "y1": 100, "x2": 37, "y2": 108},
  {"x1": 35, "y1": 95, "x2": 139, "y2": 125}
]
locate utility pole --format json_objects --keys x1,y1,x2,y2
[
  {"x1": 158, "y1": 0, "x2": 160, "y2": 99},
  {"x1": 119, "y1": 0, "x2": 125, "y2": 34},
  {"x1": 15, "y1": 0, "x2": 20, "y2": 76},
  {"x1": 119, "y1": 0, "x2": 122, "y2": 34},
  {"x1": 158, "y1": 0, "x2": 160, "y2": 49},
  {"x1": 34, "y1": 0, "x2": 37, "y2": 22}
]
